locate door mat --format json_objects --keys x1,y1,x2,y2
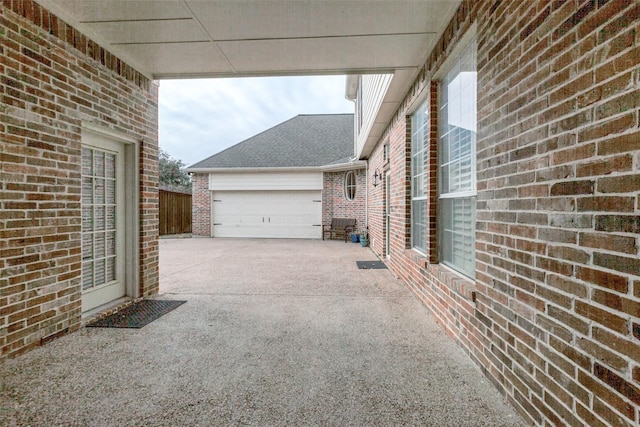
[
  {"x1": 356, "y1": 261, "x2": 388, "y2": 270},
  {"x1": 86, "y1": 300, "x2": 186, "y2": 329}
]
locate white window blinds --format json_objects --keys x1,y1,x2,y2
[{"x1": 438, "y1": 39, "x2": 477, "y2": 278}]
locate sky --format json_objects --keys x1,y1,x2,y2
[{"x1": 158, "y1": 76, "x2": 354, "y2": 167}]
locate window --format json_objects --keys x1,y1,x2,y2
[
  {"x1": 344, "y1": 171, "x2": 356, "y2": 201},
  {"x1": 438, "y1": 39, "x2": 477, "y2": 278},
  {"x1": 82, "y1": 146, "x2": 118, "y2": 291},
  {"x1": 411, "y1": 100, "x2": 429, "y2": 253}
]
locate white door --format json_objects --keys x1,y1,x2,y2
[
  {"x1": 385, "y1": 172, "x2": 391, "y2": 258},
  {"x1": 81, "y1": 136, "x2": 126, "y2": 312},
  {"x1": 212, "y1": 190, "x2": 322, "y2": 239}
]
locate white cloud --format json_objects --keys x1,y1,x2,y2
[{"x1": 158, "y1": 75, "x2": 353, "y2": 166}]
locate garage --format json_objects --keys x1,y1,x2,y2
[
  {"x1": 208, "y1": 170, "x2": 323, "y2": 239},
  {"x1": 187, "y1": 114, "x2": 365, "y2": 239},
  {"x1": 211, "y1": 190, "x2": 322, "y2": 239}
]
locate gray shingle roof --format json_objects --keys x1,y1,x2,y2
[{"x1": 188, "y1": 114, "x2": 354, "y2": 169}]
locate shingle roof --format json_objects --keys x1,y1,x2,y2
[{"x1": 188, "y1": 114, "x2": 354, "y2": 169}]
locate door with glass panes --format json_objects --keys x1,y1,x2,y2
[{"x1": 81, "y1": 135, "x2": 125, "y2": 312}]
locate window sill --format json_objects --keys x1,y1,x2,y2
[
  {"x1": 408, "y1": 248, "x2": 429, "y2": 268},
  {"x1": 406, "y1": 249, "x2": 477, "y2": 303},
  {"x1": 429, "y1": 263, "x2": 477, "y2": 303}
]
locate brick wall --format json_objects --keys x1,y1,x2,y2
[
  {"x1": 191, "y1": 173, "x2": 211, "y2": 236},
  {"x1": 1, "y1": 0, "x2": 159, "y2": 357},
  {"x1": 322, "y1": 169, "x2": 367, "y2": 234},
  {"x1": 368, "y1": 0, "x2": 640, "y2": 425},
  {"x1": 367, "y1": 146, "x2": 386, "y2": 255}
]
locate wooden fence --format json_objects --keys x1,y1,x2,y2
[{"x1": 159, "y1": 189, "x2": 192, "y2": 235}]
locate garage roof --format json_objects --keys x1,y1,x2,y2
[{"x1": 187, "y1": 114, "x2": 354, "y2": 170}]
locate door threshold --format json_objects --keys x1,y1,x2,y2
[{"x1": 81, "y1": 297, "x2": 133, "y2": 323}]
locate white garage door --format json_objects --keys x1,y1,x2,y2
[{"x1": 212, "y1": 190, "x2": 322, "y2": 239}]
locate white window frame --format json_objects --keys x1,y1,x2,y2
[
  {"x1": 410, "y1": 100, "x2": 429, "y2": 254},
  {"x1": 437, "y1": 39, "x2": 477, "y2": 279},
  {"x1": 344, "y1": 170, "x2": 356, "y2": 201},
  {"x1": 81, "y1": 123, "x2": 139, "y2": 314}
]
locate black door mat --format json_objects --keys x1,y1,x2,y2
[
  {"x1": 86, "y1": 299, "x2": 186, "y2": 329},
  {"x1": 356, "y1": 260, "x2": 388, "y2": 269}
]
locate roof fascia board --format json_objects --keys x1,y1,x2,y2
[
  {"x1": 156, "y1": 67, "x2": 401, "y2": 80},
  {"x1": 186, "y1": 166, "x2": 323, "y2": 174},
  {"x1": 320, "y1": 160, "x2": 367, "y2": 172}
]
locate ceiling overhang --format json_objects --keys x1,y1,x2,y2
[
  {"x1": 37, "y1": 0, "x2": 461, "y2": 151},
  {"x1": 36, "y1": 0, "x2": 460, "y2": 80}
]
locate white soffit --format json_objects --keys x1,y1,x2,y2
[
  {"x1": 358, "y1": 68, "x2": 422, "y2": 158},
  {"x1": 36, "y1": 0, "x2": 461, "y2": 80}
]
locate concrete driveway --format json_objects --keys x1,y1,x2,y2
[{"x1": 1, "y1": 238, "x2": 525, "y2": 426}]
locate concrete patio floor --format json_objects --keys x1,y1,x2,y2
[{"x1": 1, "y1": 238, "x2": 525, "y2": 426}]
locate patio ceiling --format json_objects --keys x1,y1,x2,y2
[
  {"x1": 37, "y1": 0, "x2": 461, "y2": 155},
  {"x1": 38, "y1": 0, "x2": 460, "y2": 79}
]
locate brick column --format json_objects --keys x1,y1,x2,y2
[{"x1": 191, "y1": 173, "x2": 211, "y2": 236}]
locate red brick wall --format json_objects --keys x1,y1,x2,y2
[
  {"x1": 322, "y1": 170, "x2": 366, "y2": 234},
  {"x1": 367, "y1": 146, "x2": 386, "y2": 255},
  {"x1": 1, "y1": 1, "x2": 159, "y2": 357},
  {"x1": 368, "y1": 0, "x2": 640, "y2": 425},
  {"x1": 191, "y1": 173, "x2": 211, "y2": 236}
]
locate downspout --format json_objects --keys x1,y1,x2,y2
[
  {"x1": 364, "y1": 161, "x2": 368, "y2": 231},
  {"x1": 345, "y1": 94, "x2": 366, "y2": 231}
]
